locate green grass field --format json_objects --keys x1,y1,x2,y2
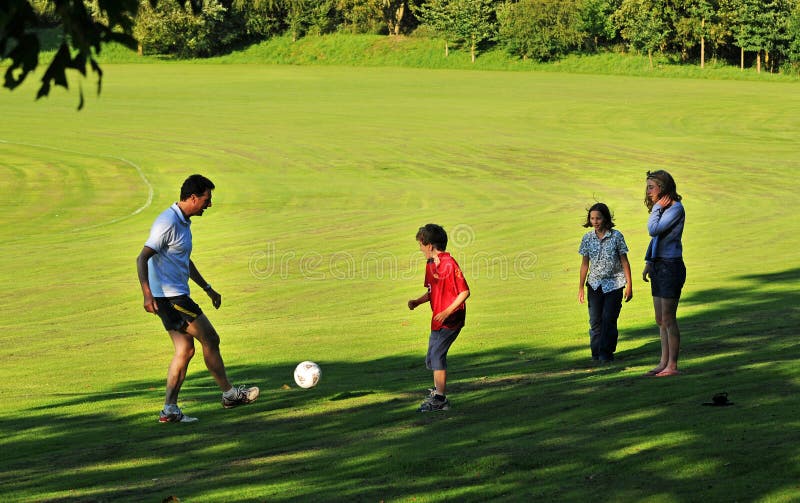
[{"x1": 1, "y1": 62, "x2": 799, "y2": 502}]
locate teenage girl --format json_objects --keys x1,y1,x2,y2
[
  {"x1": 578, "y1": 203, "x2": 633, "y2": 362},
  {"x1": 642, "y1": 170, "x2": 686, "y2": 377}
]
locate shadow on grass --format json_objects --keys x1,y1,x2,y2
[{"x1": 1, "y1": 268, "x2": 798, "y2": 502}]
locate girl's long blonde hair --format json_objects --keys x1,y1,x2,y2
[{"x1": 645, "y1": 170, "x2": 682, "y2": 212}]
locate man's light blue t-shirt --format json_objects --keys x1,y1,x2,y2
[{"x1": 144, "y1": 203, "x2": 192, "y2": 297}]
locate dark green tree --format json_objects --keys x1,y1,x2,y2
[
  {"x1": 228, "y1": 0, "x2": 283, "y2": 41},
  {"x1": 135, "y1": 0, "x2": 232, "y2": 58},
  {"x1": 285, "y1": 0, "x2": 314, "y2": 41},
  {"x1": 580, "y1": 0, "x2": 619, "y2": 51},
  {"x1": 730, "y1": 0, "x2": 765, "y2": 71},
  {"x1": 761, "y1": 0, "x2": 793, "y2": 72},
  {"x1": 669, "y1": 0, "x2": 718, "y2": 65},
  {"x1": 335, "y1": 0, "x2": 384, "y2": 33},
  {"x1": 723, "y1": 0, "x2": 790, "y2": 72},
  {"x1": 691, "y1": 0, "x2": 718, "y2": 67},
  {"x1": 414, "y1": 0, "x2": 457, "y2": 56},
  {"x1": 1, "y1": 0, "x2": 198, "y2": 108},
  {"x1": 614, "y1": 0, "x2": 671, "y2": 68},
  {"x1": 450, "y1": 0, "x2": 496, "y2": 62},
  {"x1": 497, "y1": 0, "x2": 583, "y2": 62},
  {"x1": 381, "y1": 0, "x2": 419, "y2": 35},
  {"x1": 786, "y1": 0, "x2": 800, "y2": 71}
]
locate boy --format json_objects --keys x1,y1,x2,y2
[{"x1": 408, "y1": 224, "x2": 470, "y2": 412}]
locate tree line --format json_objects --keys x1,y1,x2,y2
[
  {"x1": 19, "y1": 0, "x2": 800, "y2": 71},
  {"x1": 4, "y1": 1, "x2": 800, "y2": 106},
  {"x1": 125, "y1": 1, "x2": 800, "y2": 72}
]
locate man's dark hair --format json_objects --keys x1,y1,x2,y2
[
  {"x1": 416, "y1": 224, "x2": 448, "y2": 251},
  {"x1": 180, "y1": 174, "x2": 215, "y2": 201}
]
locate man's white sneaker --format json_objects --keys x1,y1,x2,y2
[
  {"x1": 222, "y1": 385, "x2": 260, "y2": 409},
  {"x1": 158, "y1": 406, "x2": 199, "y2": 423}
]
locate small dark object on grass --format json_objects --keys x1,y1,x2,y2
[{"x1": 702, "y1": 392, "x2": 734, "y2": 406}]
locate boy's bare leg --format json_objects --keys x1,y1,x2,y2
[{"x1": 434, "y1": 370, "x2": 447, "y2": 396}]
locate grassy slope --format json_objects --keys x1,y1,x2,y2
[
  {"x1": 219, "y1": 34, "x2": 799, "y2": 81},
  {"x1": 43, "y1": 31, "x2": 800, "y2": 80},
  {"x1": 0, "y1": 61, "x2": 798, "y2": 502}
]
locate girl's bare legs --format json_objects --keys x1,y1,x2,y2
[{"x1": 647, "y1": 296, "x2": 681, "y2": 375}]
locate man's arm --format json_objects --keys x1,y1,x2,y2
[
  {"x1": 189, "y1": 260, "x2": 222, "y2": 309},
  {"x1": 136, "y1": 246, "x2": 158, "y2": 314}
]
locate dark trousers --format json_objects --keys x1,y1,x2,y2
[{"x1": 586, "y1": 285, "x2": 624, "y2": 361}]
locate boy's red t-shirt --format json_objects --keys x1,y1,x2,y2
[{"x1": 425, "y1": 252, "x2": 469, "y2": 331}]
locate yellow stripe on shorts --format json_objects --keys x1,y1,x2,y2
[{"x1": 172, "y1": 303, "x2": 198, "y2": 318}]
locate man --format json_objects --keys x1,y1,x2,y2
[{"x1": 137, "y1": 174, "x2": 259, "y2": 423}]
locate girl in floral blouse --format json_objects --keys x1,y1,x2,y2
[{"x1": 578, "y1": 203, "x2": 633, "y2": 362}]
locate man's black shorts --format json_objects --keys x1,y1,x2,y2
[{"x1": 155, "y1": 295, "x2": 203, "y2": 331}]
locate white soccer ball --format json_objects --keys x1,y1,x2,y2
[{"x1": 294, "y1": 361, "x2": 321, "y2": 389}]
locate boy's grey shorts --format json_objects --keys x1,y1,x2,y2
[{"x1": 426, "y1": 326, "x2": 462, "y2": 371}]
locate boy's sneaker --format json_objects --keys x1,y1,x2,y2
[
  {"x1": 158, "y1": 405, "x2": 198, "y2": 423},
  {"x1": 222, "y1": 384, "x2": 260, "y2": 409},
  {"x1": 418, "y1": 395, "x2": 450, "y2": 412}
]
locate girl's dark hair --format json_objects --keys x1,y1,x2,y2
[
  {"x1": 583, "y1": 202, "x2": 615, "y2": 230},
  {"x1": 180, "y1": 174, "x2": 215, "y2": 201},
  {"x1": 416, "y1": 223, "x2": 448, "y2": 251},
  {"x1": 645, "y1": 170, "x2": 682, "y2": 212}
]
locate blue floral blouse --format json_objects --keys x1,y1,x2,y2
[{"x1": 579, "y1": 229, "x2": 630, "y2": 292}]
